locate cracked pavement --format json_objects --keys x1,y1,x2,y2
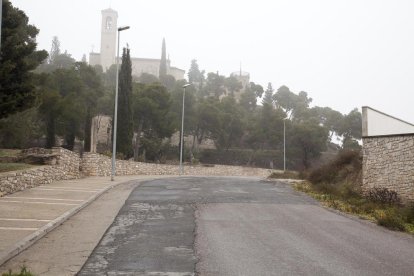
[
  {"x1": 2, "y1": 177, "x2": 414, "y2": 275},
  {"x1": 78, "y1": 177, "x2": 414, "y2": 275}
]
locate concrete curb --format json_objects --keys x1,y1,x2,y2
[{"x1": 0, "y1": 179, "x2": 130, "y2": 267}]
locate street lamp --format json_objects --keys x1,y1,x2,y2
[
  {"x1": 179, "y1": 84, "x2": 192, "y2": 175},
  {"x1": 0, "y1": 0, "x2": 3, "y2": 50},
  {"x1": 283, "y1": 117, "x2": 288, "y2": 172},
  {"x1": 111, "y1": 26, "x2": 130, "y2": 181}
]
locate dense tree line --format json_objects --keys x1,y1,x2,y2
[{"x1": 0, "y1": 1, "x2": 362, "y2": 170}]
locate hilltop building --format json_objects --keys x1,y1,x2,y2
[
  {"x1": 89, "y1": 8, "x2": 185, "y2": 80},
  {"x1": 230, "y1": 70, "x2": 250, "y2": 101}
]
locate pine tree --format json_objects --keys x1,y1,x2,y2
[
  {"x1": 262, "y1": 82, "x2": 274, "y2": 106},
  {"x1": 49, "y1": 36, "x2": 61, "y2": 64},
  {"x1": 188, "y1": 59, "x2": 205, "y2": 91},
  {"x1": 188, "y1": 59, "x2": 201, "y2": 83},
  {"x1": 0, "y1": 0, "x2": 48, "y2": 118},
  {"x1": 116, "y1": 47, "x2": 134, "y2": 158},
  {"x1": 159, "y1": 38, "x2": 167, "y2": 79}
]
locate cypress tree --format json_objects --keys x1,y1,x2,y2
[
  {"x1": 262, "y1": 82, "x2": 274, "y2": 106},
  {"x1": 159, "y1": 38, "x2": 167, "y2": 79},
  {"x1": 116, "y1": 47, "x2": 134, "y2": 158}
]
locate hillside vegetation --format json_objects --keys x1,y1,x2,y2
[{"x1": 295, "y1": 150, "x2": 414, "y2": 234}]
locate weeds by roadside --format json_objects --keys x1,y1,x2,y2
[
  {"x1": 2, "y1": 267, "x2": 34, "y2": 276},
  {"x1": 268, "y1": 170, "x2": 302, "y2": 180},
  {"x1": 295, "y1": 150, "x2": 414, "y2": 234}
]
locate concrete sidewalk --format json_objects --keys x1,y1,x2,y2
[{"x1": 0, "y1": 175, "x2": 166, "y2": 267}]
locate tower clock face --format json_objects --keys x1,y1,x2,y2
[{"x1": 106, "y1": 16, "x2": 112, "y2": 30}]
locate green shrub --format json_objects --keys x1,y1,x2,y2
[
  {"x1": 402, "y1": 204, "x2": 414, "y2": 224},
  {"x1": 374, "y1": 209, "x2": 406, "y2": 231},
  {"x1": 2, "y1": 267, "x2": 33, "y2": 276},
  {"x1": 367, "y1": 188, "x2": 401, "y2": 205}
]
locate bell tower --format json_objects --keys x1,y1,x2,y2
[{"x1": 100, "y1": 8, "x2": 118, "y2": 72}]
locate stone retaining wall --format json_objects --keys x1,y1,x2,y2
[
  {"x1": 363, "y1": 135, "x2": 414, "y2": 202},
  {"x1": 1, "y1": 148, "x2": 271, "y2": 197},
  {"x1": 0, "y1": 148, "x2": 80, "y2": 196},
  {"x1": 81, "y1": 152, "x2": 271, "y2": 178}
]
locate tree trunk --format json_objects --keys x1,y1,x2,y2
[
  {"x1": 84, "y1": 108, "x2": 92, "y2": 152},
  {"x1": 303, "y1": 148, "x2": 309, "y2": 169},
  {"x1": 46, "y1": 115, "x2": 55, "y2": 149},
  {"x1": 133, "y1": 120, "x2": 144, "y2": 161},
  {"x1": 65, "y1": 121, "x2": 76, "y2": 151}
]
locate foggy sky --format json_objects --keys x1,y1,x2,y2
[{"x1": 11, "y1": 0, "x2": 414, "y2": 122}]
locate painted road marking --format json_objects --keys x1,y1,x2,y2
[
  {"x1": 37, "y1": 186, "x2": 102, "y2": 191},
  {"x1": 0, "y1": 200, "x2": 78, "y2": 206},
  {"x1": 0, "y1": 218, "x2": 51, "y2": 222},
  {"x1": 0, "y1": 227, "x2": 38, "y2": 231},
  {"x1": 34, "y1": 188, "x2": 99, "y2": 193},
  {"x1": 5, "y1": 197, "x2": 84, "y2": 202}
]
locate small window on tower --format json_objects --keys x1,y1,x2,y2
[{"x1": 106, "y1": 17, "x2": 112, "y2": 30}]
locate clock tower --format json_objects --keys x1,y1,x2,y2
[{"x1": 100, "y1": 8, "x2": 118, "y2": 72}]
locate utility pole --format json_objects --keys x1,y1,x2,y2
[{"x1": 0, "y1": 0, "x2": 3, "y2": 51}]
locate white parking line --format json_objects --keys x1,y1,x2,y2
[
  {"x1": 0, "y1": 227, "x2": 38, "y2": 231},
  {"x1": 0, "y1": 200, "x2": 78, "y2": 206},
  {"x1": 0, "y1": 218, "x2": 51, "y2": 222},
  {"x1": 38, "y1": 186, "x2": 102, "y2": 191},
  {"x1": 5, "y1": 197, "x2": 84, "y2": 202},
  {"x1": 34, "y1": 188, "x2": 98, "y2": 193}
]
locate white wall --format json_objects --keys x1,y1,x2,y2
[{"x1": 362, "y1": 106, "x2": 414, "y2": 137}]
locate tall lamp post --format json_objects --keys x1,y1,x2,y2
[
  {"x1": 283, "y1": 118, "x2": 288, "y2": 172},
  {"x1": 179, "y1": 84, "x2": 191, "y2": 175},
  {"x1": 111, "y1": 26, "x2": 130, "y2": 181},
  {"x1": 0, "y1": 0, "x2": 3, "y2": 50}
]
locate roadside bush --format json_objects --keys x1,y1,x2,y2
[
  {"x1": 374, "y1": 209, "x2": 406, "y2": 231},
  {"x1": 308, "y1": 150, "x2": 361, "y2": 185},
  {"x1": 296, "y1": 149, "x2": 414, "y2": 234},
  {"x1": 367, "y1": 188, "x2": 401, "y2": 205},
  {"x1": 403, "y1": 204, "x2": 414, "y2": 224}
]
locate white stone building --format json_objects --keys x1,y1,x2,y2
[{"x1": 89, "y1": 8, "x2": 185, "y2": 80}]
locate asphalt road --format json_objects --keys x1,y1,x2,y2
[{"x1": 78, "y1": 177, "x2": 414, "y2": 276}]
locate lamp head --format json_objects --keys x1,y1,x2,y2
[
  {"x1": 118, "y1": 26, "x2": 130, "y2": 31},
  {"x1": 183, "y1": 84, "x2": 192, "y2": 88}
]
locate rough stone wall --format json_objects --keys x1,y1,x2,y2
[
  {"x1": 82, "y1": 152, "x2": 271, "y2": 178},
  {"x1": 1, "y1": 148, "x2": 271, "y2": 197},
  {"x1": 0, "y1": 148, "x2": 80, "y2": 196},
  {"x1": 51, "y1": 147, "x2": 81, "y2": 179},
  {"x1": 363, "y1": 135, "x2": 414, "y2": 202}
]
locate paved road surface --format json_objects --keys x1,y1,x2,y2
[{"x1": 79, "y1": 177, "x2": 414, "y2": 276}]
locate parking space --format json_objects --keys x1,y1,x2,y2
[{"x1": 0, "y1": 176, "x2": 140, "y2": 256}]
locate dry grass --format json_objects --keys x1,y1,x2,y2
[
  {"x1": 268, "y1": 170, "x2": 302, "y2": 179},
  {"x1": 0, "y1": 149, "x2": 21, "y2": 157},
  {"x1": 295, "y1": 150, "x2": 414, "y2": 234},
  {"x1": 294, "y1": 182, "x2": 414, "y2": 234},
  {"x1": 0, "y1": 163, "x2": 35, "y2": 173}
]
